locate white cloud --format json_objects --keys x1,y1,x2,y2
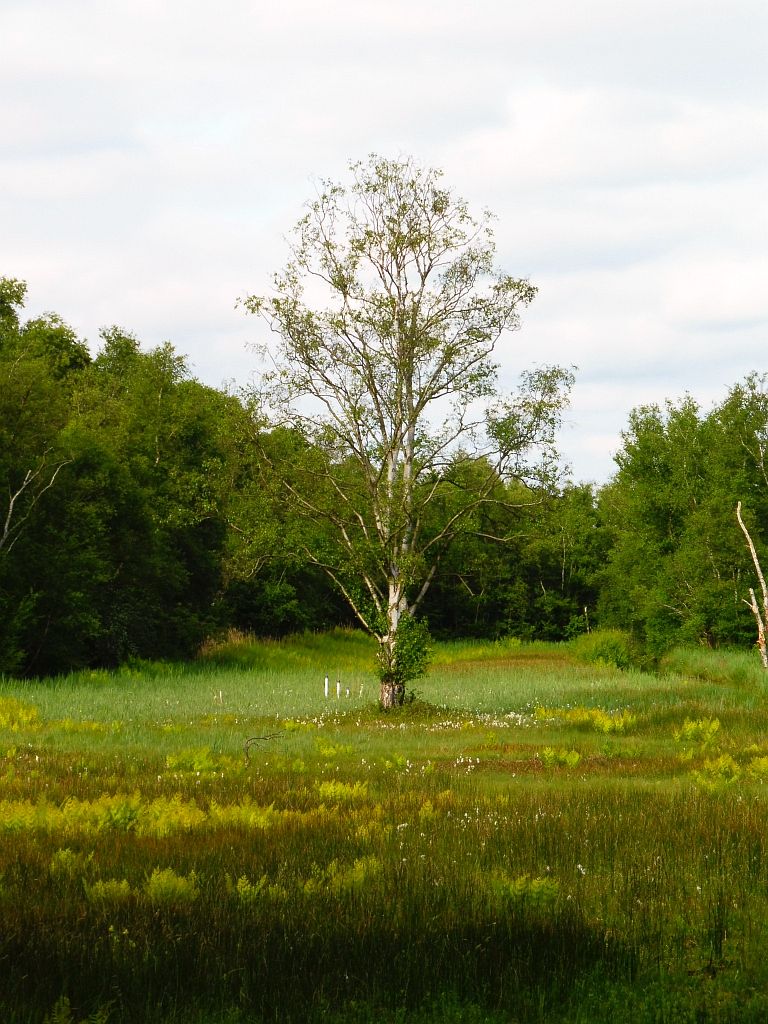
[{"x1": 1, "y1": 0, "x2": 766, "y2": 483}]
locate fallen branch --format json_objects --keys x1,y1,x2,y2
[{"x1": 243, "y1": 733, "x2": 282, "y2": 765}]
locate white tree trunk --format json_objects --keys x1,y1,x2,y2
[
  {"x1": 378, "y1": 580, "x2": 408, "y2": 708},
  {"x1": 736, "y1": 502, "x2": 768, "y2": 669},
  {"x1": 746, "y1": 587, "x2": 768, "y2": 669}
]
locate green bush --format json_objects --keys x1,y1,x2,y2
[{"x1": 568, "y1": 629, "x2": 638, "y2": 670}]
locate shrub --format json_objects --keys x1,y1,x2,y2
[
  {"x1": 673, "y1": 717, "x2": 720, "y2": 748},
  {"x1": 0, "y1": 696, "x2": 40, "y2": 731},
  {"x1": 315, "y1": 780, "x2": 368, "y2": 803},
  {"x1": 227, "y1": 874, "x2": 268, "y2": 903},
  {"x1": 329, "y1": 855, "x2": 383, "y2": 895},
  {"x1": 535, "y1": 706, "x2": 637, "y2": 734},
  {"x1": 86, "y1": 879, "x2": 133, "y2": 904},
  {"x1": 492, "y1": 873, "x2": 560, "y2": 910},
  {"x1": 691, "y1": 753, "x2": 741, "y2": 791},
  {"x1": 49, "y1": 848, "x2": 94, "y2": 881},
  {"x1": 539, "y1": 747, "x2": 581, "y2": 769},
  {"x1": 569, "y1": 629, "x2": 638, "y2": 670},
  {"x1": 143, "y1": 867, "x2": 199, "y2": 904}
]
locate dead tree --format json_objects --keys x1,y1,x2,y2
[{"x1": 736, "y1": 501, "x2": 768, "y2": 668}]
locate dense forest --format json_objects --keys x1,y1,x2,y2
[{"x1": 2, "y1": 275, "x2": 767, "y2": 677}]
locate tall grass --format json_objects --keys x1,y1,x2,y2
[
  {"x1": 2, "y1": 632, "x2": 768, "y2": 1022},
  {"x1": 660, "y1": 645, "x2": 767, "y2": 688}
]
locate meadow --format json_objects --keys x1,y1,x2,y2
[{"x1": 2, "y1": 630, "x2": 768, "y2": 1023}]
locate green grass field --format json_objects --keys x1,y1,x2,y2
[{"x1": 2, "y1": 630, "x2": 768, "y2": 1023}]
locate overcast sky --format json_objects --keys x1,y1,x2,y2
[{"x1": 2, "y1": 0, "x2": 766, "y2": 483}]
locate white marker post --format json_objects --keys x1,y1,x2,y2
[
  {"x1": 336, "y1": 678, "x2": 341, "y2": 699},
  {"x1": 324, "y1": 675, "x2": 329, "y2": 699}
]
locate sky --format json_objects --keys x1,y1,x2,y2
[{"x1": 2, "y1": 0, "x2": 767, "y2": 484}]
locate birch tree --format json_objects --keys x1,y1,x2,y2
[
  {"x1": 243, "y1": 156, "x2": 573, "y2": 706},
  {"x1": 736, "y1": 501, "x2": 768, "y2": 668}
]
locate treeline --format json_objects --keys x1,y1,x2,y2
[
  {"x1": 0, "y1": 279, "x2": 346, "y2": 676},
  {"x1": 1, "y1": 277, "x2": 766, "y2": 675},
  {"x1": 599, "y1": 381, "x2": 768, "y2": 654}
]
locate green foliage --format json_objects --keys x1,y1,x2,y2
[
  {"x1": 568, "y1": 628, "x2": 638, "y2": 669},
  {"x1": 540, "y1": 746, "x2": 582, "y2": 768},
  {"x1": 691, "y1": 753, "x2": 742, "y2": 791},
  {"x1": 144, "y1": 867, "x2": 199, "y2": 904},
  {"x1": 376, "y1": 614, "x2": 432, "y2": 688},
  {"x1": 243, "y1": 158, "x2": 573, "y2": 672},
  {"x1": 86, "y1": 878, "x2": 134, "y2": 904},
  {"x1": 0, "y1": 282, "x2": 268, "y2": 675},
  {"x1": 227, "y1": 873, "x2": 268, "y2": 903},
  {"x1": 0, "y1": 696, "x2": 40, "y2": 731},
  {"x1": 8, "y1": 266, "x2": 768, "y2": 685},
  {"x1": 0, "y1": 292, "x2": 367, "y2": 674},
  {"x1": 421, "y1": 483, "x2": 607, "y2": 644},
  {"x1": 673, "y1": 717, "x2": 721, "y2": 748},
  {"x1": 315, "y1": 779, "x2": 369, "y2": 803},
  {"x1": 598, "y1": 378, "x2": 768, "y2": 655},
  {"x1": 198, "y1": 626, "x2": 376, "y2": 674},
  {"x1": 535, "y1": 705, "x2": 638, "y2": 734},
  {"x1": 492, "y1": 873, "x2": 560, "y2": 910}
]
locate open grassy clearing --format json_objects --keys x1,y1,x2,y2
[{"x1": 2, "y1": 632, "x2": 768, "y2": 1023}]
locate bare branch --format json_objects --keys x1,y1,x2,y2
[{"x1": 1, "y1": 455, "x2": 72, "y2": 556}]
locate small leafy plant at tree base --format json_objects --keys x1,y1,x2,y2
[{"x1": 376, "y1": 614, "x2": 432, "y2": 708}]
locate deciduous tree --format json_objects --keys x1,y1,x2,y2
[{"x1": 243, "y1": 156, "x2": 573, "y2": 705}]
